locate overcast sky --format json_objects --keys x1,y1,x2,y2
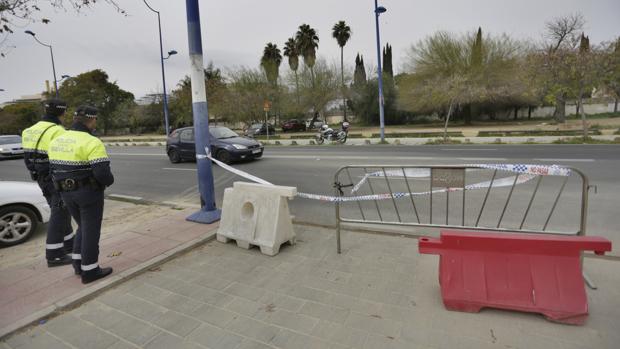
[{"x1": 0, "y1": 0, "x2": 618, "y2": 103}]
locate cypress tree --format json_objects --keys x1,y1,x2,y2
[{"x1": 382, "y1": 43, "x2": 393, "y2": 77}]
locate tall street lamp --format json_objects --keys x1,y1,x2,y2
[
  {"x1": 143, "y1": 0, "x2": 174, "y2": 136},
  {"x1": 164, "y1": 50, "x2": 178, "y2": 60},
  {"x1": 374, "y1": 1, "x2": 387, "y2": 143},
  {"x1": 25, "y1": 30, "x2": 59, "y2": 98}
]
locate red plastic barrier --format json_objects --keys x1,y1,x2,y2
[{"x1": 418, "y1": 230, "x2": 611, "y2": 325}]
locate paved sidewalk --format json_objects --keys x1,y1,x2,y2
[
  {"x1": 2, "y1": 225, "x2": 618, "y2": 349},
  {"x1": 0, "y1": 205, "x2": 218, "y2": 338}
]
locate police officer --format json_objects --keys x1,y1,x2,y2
[
  {"x1": 21, "y1": 99, "x2": 75, "y2": 266},
  {"x1": 48, "y1": 106, "x2": 114, "y2": 284}
]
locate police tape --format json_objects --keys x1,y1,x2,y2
[
  {"x1": 351, "y1": 163, "x2": 571, "y2": 193},
  {"x1": 205, "y1": 149, "x2": 555, "y2": 203}
]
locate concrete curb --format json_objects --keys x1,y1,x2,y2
[{"x1": 0, "y1": 230, "x2": 217, "y2": 340}]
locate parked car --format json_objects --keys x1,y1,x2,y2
[
  {"x1": 281, "y1": 119, "x2": 307, "y2": 132},
  {"x1": 166, "y1": 126, "x2": 264, "y2": 164},
  {"x1": 244, "y1": 123, "x2": 276, "y2": 137},
  {"x1": 0, "y1": 181, "x2": 50, "y2": 247},
  {"x1": 0, "y1": 135, "x2": 24, "y2": 159}
]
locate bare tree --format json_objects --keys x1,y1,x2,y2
[{"x1": 541, "y1": 13, "x2": 585, "y2": 122}]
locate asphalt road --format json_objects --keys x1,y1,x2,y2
[{"x1": 2, "y1": 144, "x2": 619, "y2": 253}]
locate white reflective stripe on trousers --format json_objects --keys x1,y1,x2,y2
[
  {"x1": 81, "y1": 263, "x2": 98, "y2": 271},
  {"x1": 45, "y1": 242, "x2": 64, "y2": 249}
]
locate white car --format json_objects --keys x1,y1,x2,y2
[
  {"x1": 0, "y1": 135, "x2": 24, "y2": 159},
  {"x1": 0, "y1": 181, "x2": 50, "y2": 247}
]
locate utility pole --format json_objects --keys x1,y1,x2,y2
[{"x1": 185, "y1": 0, "x2": 221, "y2": 224}]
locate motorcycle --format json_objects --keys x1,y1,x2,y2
[{"x1": 315, "y1": 122, "x2": 349, "y2": 144}]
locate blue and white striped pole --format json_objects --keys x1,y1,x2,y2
[{"x1": 185, "y1": 0, "x2": 221, "y2": 223}]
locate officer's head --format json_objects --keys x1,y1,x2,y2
[
  {"x1": 44, "y1": 99, "x2": 67, "y2": 118},
  {"x1": 74, "y1": 106, "x2": 98, "y2": 131}
]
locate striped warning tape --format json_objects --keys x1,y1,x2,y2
[{"x1": 206, "y1": 149, "x2": 555, "y2": 203}]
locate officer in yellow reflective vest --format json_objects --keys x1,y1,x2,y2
[
  {"x1": 22, "y1": 99, "x2": 75, "y2": 266},
  {"x1": 48, "y1": 106, "x2": 114, "y2": 284}
]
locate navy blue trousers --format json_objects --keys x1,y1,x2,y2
[
  {"x1": 39, "y1": 179, "x2": 74, "y2": 259},
  {"x1": 60, "y1": 188, "x2": 104, "y2": 273}
]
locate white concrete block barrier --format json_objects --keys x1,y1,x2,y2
[{"x1": 217, "y1": 182, "x2": 297, "y2": 256}]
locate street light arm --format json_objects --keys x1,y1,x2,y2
[{"x1": 142, "y1": 0, "x2": 160, "y2": 14}]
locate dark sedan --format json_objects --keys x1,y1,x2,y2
[
  {"x1": 166, "y1": 126, "x2": 264, "y2": 164},
  {"x1": 244, "y1": 123, "x2": 276, "y2": 137},
  {"x1": 281, "y1": 119, "x2": 307, "y2": 132}
]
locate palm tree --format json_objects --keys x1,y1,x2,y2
[
  {"x1": 332, "y1": 20, "x2": 352, "y2": 121},
  {"x1": 296, "y1": 24, "x2": 319, "y2": 87},
  {"x1": 260, "y1": 42, "x2": 282, "y2": 86},
  {"x1": 283, "y1": 37, "x2": 301, "y2": 105},
  {"x1": 260, "y1": 43, "x2": 282, "y2": 126}
]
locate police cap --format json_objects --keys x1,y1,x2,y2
[
  {"x1": 44, "y1": 99, "x2": 68, "y2": 117},
  {"x1": 75, "y1": 106, "x2": 98, "y2": 119}
]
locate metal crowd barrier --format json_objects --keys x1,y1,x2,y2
[{"x1": 333, "y1": 164, "x2": 596, "y2": 288}]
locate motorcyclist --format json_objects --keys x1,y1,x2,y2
[{"x1": 320, "y1": 124, "x2": 334, "y2": 138}]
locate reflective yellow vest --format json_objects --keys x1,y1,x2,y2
[
  {"x1": 22, "y1": 121, "x2": 66, "y2": 156},
  {"x1": 48, "y1": 130, "x2": 109, "y2": 167}
]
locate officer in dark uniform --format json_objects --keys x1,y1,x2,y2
[
  {"x1": 48, "y1": 106, "x2": 114, "y2": 284},
  {"x1": 21, "y1": 99, "x2": 75, "y2": 266}
]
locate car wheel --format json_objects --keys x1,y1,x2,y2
[
  {"x1": 0, "y1": 205, "x2": 38, "y2": 247},
  {"x1": 168, "y1": 149, "x2": 182, "y2": 163},
  {"x1": 216, "y1": 150, "x2": 231, "y2": 164}
]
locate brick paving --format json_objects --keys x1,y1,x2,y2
[
  {"x1": 0, "y1": 207, "x2": 218, "y2": 337},
  {"x1": 3, "y1": 225, "x2": 618, "y2": 349}
]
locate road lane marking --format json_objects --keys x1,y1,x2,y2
[
  {"x1": 263, "y1": 155, "x2": 437, "y2": 160},
  {"x1": 458, "y1": 158, "x2": 508, "y2": 161},
  {"x1": 107, "y1": 194, "x2": 144, "y2": 201},
  {"x1": 442, "y1": 148, "x2": 497, "y2": 151},
  {"x1": 534, "y1": 158, "x2": 595, "y2": 162},
  {"x1": 163, "y1": 168, "x2": 197, "y2": 171}
]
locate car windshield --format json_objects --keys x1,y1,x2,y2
[
  {"x1": 0, "y1": 136, "x2": 21, "y2": 145},
  {"x1": 210, "y1": 127, "x2": 239, "y2": 139},
  {"x1": 250, "y1": 124, "x2": 263, "y2": 129}
]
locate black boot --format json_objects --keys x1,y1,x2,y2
[
  {"x1": 81, "y1": 267, "x2": 113, "y2": 284},
  {"x1": 47, "y1": 254, "x2": 72, "y2": 267},
  {"x1": 73, "y1": 261, "x2": 82, "y2": 275}
]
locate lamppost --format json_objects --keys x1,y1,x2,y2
[
  {"x1": 374, "y1": 1, "x2": 387, "y2": 143},
  {"x1": 184, "y1": 0, "x2": 221, "y2": 224},
  {"x1": 143, "y1": 0, "x2": 175, "y2": 136},
  {"x1": 164, "y1": 50, "x2": 178, "y2": 60},
  {"x1": 25, "y1": 30, "x2": 59, "y2": 98}
]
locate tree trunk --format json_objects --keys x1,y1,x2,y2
[
  {"x1": 576, "y1": 98, "x2": 581, "y2": 116},
  {"x1": 614, "y1": 97, "x2": 618, "y2": 113},
  {"x1": 294, "y1": 70, "x2": 300, "y2": 106},
  {"x1": 340, "y1": 47, "x2": 347, "y2": 122},
  {"x1": 464, "y1": 104, "x2": 472, "y2": 125},
  {"x1": 513, "y1": 107, "x2": 518, "y2": 120},
  {"x1": 310, "y1": 66, "x2": 315, "y2": 89},
  {"x1": 528, "y1": 106, "x2": 532, "y2": 120},
  {"x1": 578, "y1": 85, "x2": 588, "y2": 140},
  {"x1": 553, "y1": 94, "x2": 566, "y2": 123},
  {"x1": 443, "y1": 100, "x2": 455, "y2": 142}
]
